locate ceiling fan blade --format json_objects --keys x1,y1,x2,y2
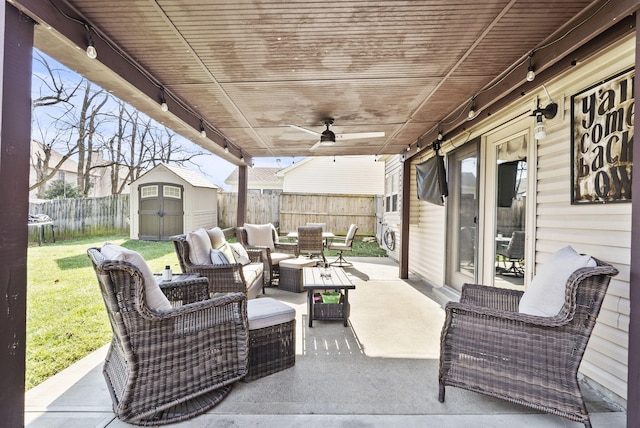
[
  {"x1": 288, "y1": 124, "x2": 321, "y2": 137},
  {"x1": 335, "y1": 131, "x2": 385, "y2": 140},
  {"x1": 308, "y1": 141, "x2": 323, "y2": 151}
]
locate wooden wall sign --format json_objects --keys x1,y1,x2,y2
[{"x1": 571, "y1": 68, "x2": 634, "y2": 204}]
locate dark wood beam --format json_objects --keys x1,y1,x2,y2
[
  {"x1": 10, "y1": 0, "x2": 250, "y2": 166},
  {"x1": 236, "y1": 166, "x2": 248, "y2": 227},
  {"x1": 627, "y1": 12, "x2": 640, "y2": 428},
  {"x1": 0, "y1": 4, "x2": 34, "y2": 426},
  {"x1": 399, "y1": 158, "x2": 411, "y2": 279}
]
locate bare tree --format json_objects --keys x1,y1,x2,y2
[
  {"x1": 32, "y1": 51, "x2": 208, "y2": 198},
  {"x1": 30, "y1": 52, "x2": 83, "y2": 197},
  {"x1": 77, "y1": 82, "x2": 109, "y2": 196}
]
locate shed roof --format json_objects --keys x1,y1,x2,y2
[{"x1": 134, "y1": 163, "x2": 219, "y2": 189}]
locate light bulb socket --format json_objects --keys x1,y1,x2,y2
[{"x1": 224, "y1": 144, "x2": 229, "y2": 153}]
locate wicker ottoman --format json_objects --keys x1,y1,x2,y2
[
  {"x1": 279, "y1": 257, "x2": 318, "y2": 292},
  {"x1": 246, "y1": 298, "x2": 296, "y2": 381}
]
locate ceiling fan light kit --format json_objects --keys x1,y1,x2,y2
[{"x1": 288, "y1": 118, "x2": 385, "y2": 151}]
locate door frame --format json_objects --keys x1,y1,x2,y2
[
  {"x1": 445, "y1": 139, "x2": 480, "y2": 291},
  {"x1": 478, "y1": 117, "x2": 536, "y2": 287}
]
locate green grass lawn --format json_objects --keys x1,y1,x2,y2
[
  {"x1": 26, "y1": 234, "x2": 385, "y2": 390},
  {"x1": 26, "y1": 235, "x2": 180, "y2": 390}
]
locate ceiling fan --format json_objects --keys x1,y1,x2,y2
[{"x1": 288, "y1": 118, "x2": 385, "y2": 151}]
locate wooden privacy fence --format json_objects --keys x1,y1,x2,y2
[
  {"x1": 27, "y1": 192, "x2": 377, "y2": 241},
  {"x1": 279, "y1": 193, "x2": 376, "y2": 236},
  {"x1": 29, "y1": 194, "x2": 129, "y2": 239},
  {"x1": 217, "y1": 192, "x2": 280, "y2": 229}
]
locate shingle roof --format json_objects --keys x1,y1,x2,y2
[
  {"x1": 162, "y1": 164, "x2": 218, "y2": 189},
  {"x1": 133, "y1": 163, "x2": 218, "y2": 189},
  {"x1": 224, "y1": 167, "x2": 281, "y2": 184}
]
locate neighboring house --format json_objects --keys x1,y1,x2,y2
[
  {"x1": 29, "y1": 141, "x2": 130, "y2": 199},
  {"x1": 224, "y1": 167, "x2": 282, "y2": 194},
  {"x1": 402, "y1": 35, "x2": 634, "y2": 404},
  {"x1": 276, "y1": 156, "x2": 384, "y2": 194}
]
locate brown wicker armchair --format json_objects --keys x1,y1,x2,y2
[
  {"x1": 236, "y1": 225, "x2": 298, "y2": 286},
  {"x1": 172, "y1": 234, "x2": 265, "y2": 298},
  {"x1": 439, "y1": 258, "x2": 618, "y2": 428},
  {"x1": 87, "y1": 247, "x2": 249, "y2": 426}
]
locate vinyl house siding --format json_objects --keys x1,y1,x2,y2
[
  {"x1": 281, "y1": 156, "x2": 384, "y2": 194},
  {"x1": 382, "y1": 155, "x2": 402, "y2": 260},
  {"x1": 402, "y1": 34, "x2": 634, "y2": 401},
  {"x1": 531, "y1": 36, "x2": 634, "y2": 399},
  {"x1": 408, "y1": 155, "x2": 446, "y2": 285}
]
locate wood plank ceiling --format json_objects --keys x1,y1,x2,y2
[{"x1": 10, "y1": 0, "x2": 635, "y2": 165}]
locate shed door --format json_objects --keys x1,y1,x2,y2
[{"x1": 138, "y1": 183, "x2": 184, "y2": 240}]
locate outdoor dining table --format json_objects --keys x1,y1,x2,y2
[{"x1": 286, "y1": 231, "x2": 335, "y2": 239}]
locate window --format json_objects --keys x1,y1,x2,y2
[
  {"x1": 263, "y1": 189, "x2": 282, "y2": 196},
  {"x1": 163, "y1": 185, "x2": 182, "y2": 199},
  {"x1": 385, "y1": 174, "x2": 399, "y2": 212},
  {"x1": 141, "y1": 185, "x2": 158, "y2": 198},
  {"x1": 58, "y1": 171, "x2": 65, "y2": 182}
]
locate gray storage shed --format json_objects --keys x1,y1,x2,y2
[{"x1": 130, "y1": 163, "x2": 218, "y2": 240}]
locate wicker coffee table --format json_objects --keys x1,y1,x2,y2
[{"x1": 303, "y1": 267, "x2": 355, "y2": 327}]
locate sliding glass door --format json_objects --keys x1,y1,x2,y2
[{"x1": 446, "y1": 140, "x2": 479, "y2": 292}]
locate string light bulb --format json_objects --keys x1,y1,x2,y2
[
  {"x1": 526, "y1": 51, "x2": 535, "y2": 82},
  {"x1": 85, "y1": 26, "x2": 97, "y2": 59},
  {"x1": 86, "y1": 38, "x2": 97, "y2": 59},
  {"x1": 199, "y1": 120, "x2": 206, "y2": 138},
  {"x1": 224, "y1": 141, "x2": 229, "y2": 153},
  {"x1": 526, "y1": 65, "x2": 535, "y2": 82},
  {"x1": 468, "y1": 98, "x2": 477, "y2": 120},
  {"x1": 159, "y1": 88, "x2": 168, "y2": 112}
]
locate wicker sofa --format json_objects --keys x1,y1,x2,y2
[
  {"x1": 439, "y1": 251, "x2": 618, "y2": 428},
  {"x1": 172, "y1": 227, "x2": 265, "y2": 299},
  {"x1": 87, "y1": 245, "x2": 248, "y2": 425}
]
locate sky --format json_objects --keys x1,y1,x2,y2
[{"x1": 31, "y1": 49, "x2": 302, "y2": 192}]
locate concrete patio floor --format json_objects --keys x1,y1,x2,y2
[{"x1": 25, "y1": 257, "x2": 625, "y2": 427}]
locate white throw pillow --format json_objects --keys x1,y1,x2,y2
[
  {"x1": 187, "y1": 228, "x2": 213, "y2": 265},
  {"x1": 207, "y1": 227, "x2": 227, "y2": 249},
  {"x1": 100, "y1": 243, "x2": 172, "y2": 311},
  {"x1": 210, "y1": 248, "x2": 230, "y2": 265},
  {"x1": 244, "y1": 223, "x2": 275, "y2": 251},
  {"x1": 230, "y1": 242, "x2": 251, "y2": 265},
  {"x1": 519, "y1": 246, "x2": 595, "y2": 317}
]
